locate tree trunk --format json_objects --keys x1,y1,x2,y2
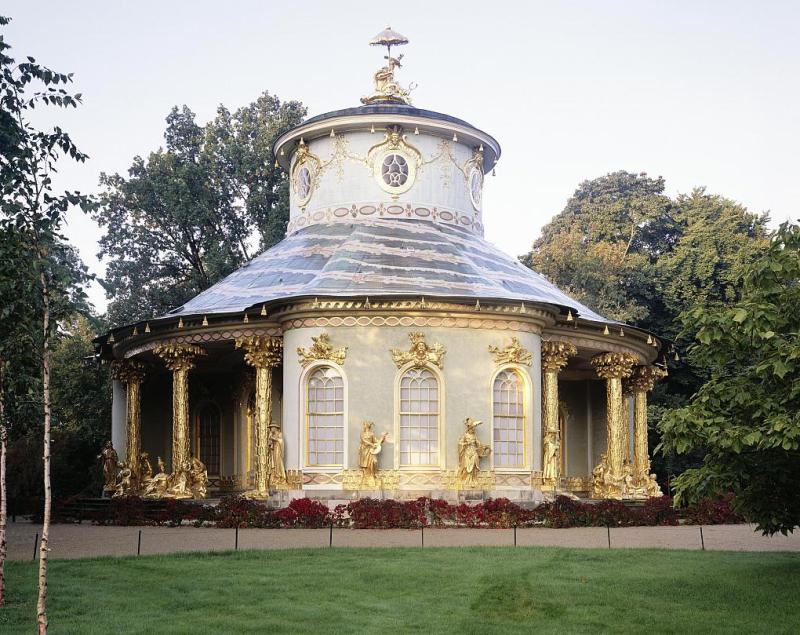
[
  {"x1": 36, "y1": 272, "x2": 51, "y2": 634},
  {"x1": 0, "y1": 361, "x2": 7, "y2": 607}
]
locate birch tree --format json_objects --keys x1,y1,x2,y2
[{"x1": 0, "y1": 16, "x2": 89, "y2": 632}]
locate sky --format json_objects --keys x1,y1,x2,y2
[{"x1": 5, "y1": 1, "x2": 800, "y2": 312}]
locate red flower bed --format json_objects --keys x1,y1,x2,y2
[
  {"x1": 50, "y1": 493, "x2": 740, "y2": 528},
  {"x1": 683, "y1": 494, "x2": 744, "y2": 525}
]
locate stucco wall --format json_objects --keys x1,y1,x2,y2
[{"x1": 281, "y1": 325, "x2": 542, "y2": 476}]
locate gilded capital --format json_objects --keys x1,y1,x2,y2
[
  {"x1": 297, "y1": 332, "x2": 347, "y2": 368},
  {"x1": 628, "y1": 365, "x2": 667, "y2": 393},
  {"x1": 109, "y1": 359, "x2": 147, "y2": 383},
  {"x1": 153, "y1": 343, "x2": 206, "y2": 372},
  {"x1": 488, "y1": 337, "x2": 532, "y2": 366},
  {"x1": 541, "y1": 340, "x2": 577, "y2": 373},
  {"x1": 236, "y1": 335, "x2": 283, "y2": 369},
  {"x1": 591, "y1": 352, "x2": 637, "y2": 380}
]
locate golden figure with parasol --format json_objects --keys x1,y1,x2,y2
[{"x1": 362, "y1": 26, "x2": 415, "y2": 105}]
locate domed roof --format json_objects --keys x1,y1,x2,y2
[{"x1": 166, "y1": 217, "x2": 609, "y2": 324}]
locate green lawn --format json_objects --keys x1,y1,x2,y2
[{"x1": 2, "y1": 547, "x2": 799, "y2": 634}]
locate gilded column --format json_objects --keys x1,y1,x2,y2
[
  {"x1": 591, "y1": 352, "x2": 636, "y2": 498},
  {"x1": 629, "y1": 365, "x2": 665, "y2": 484},
  {"x1": 110, "y1": 359, "x2": 147, "y2": 481},
  {"x1": 153, "y1": 344, "x2": 206, "y2": 472},
  {"x1": 236, "y1": 335, "x2": 282, "y2": 498},
  {"x1": 540, "y1": 341, "x2": 577, "y2": 488}
]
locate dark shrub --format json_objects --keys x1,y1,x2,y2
[{"x1": 684, "y1": 494, "x2": 744, "y2": 525}]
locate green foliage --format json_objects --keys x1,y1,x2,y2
[
  {"x1": 1, "y1": 15, "x2": 107, "y2": 503},
  {"x1": 658, "y1": 222, "x2": 800, "y2": 534},
  {"x1": 4, "y1": 549, "x2": 800, "y2": 633},
  {"x1": 522, "y1": 171, "x2": 676, "y2": 323},
  {"x1": 522, "y1": 172, "x2": 770, "y2": 482},
  {"x1": 94, "y1": 94, "x2": 306, "y2": 327}
]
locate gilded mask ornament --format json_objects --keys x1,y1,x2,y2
[
  {"x1": 297, "y1": 332, "x2": 348, "y2": 368},
  {"x1": 488, "y1": 337, "x2": 532, "y2": 366},
  {"x1": 390, "y1": 331, "x2": 446, "y2": 369}
]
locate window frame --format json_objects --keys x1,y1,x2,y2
[
  {"x1": 393, "y1": 362, "x2": 445, "y2": 470},
  {"x1": 301, "y1": 361, "x2": 348, "y2": 471},
  {"x1": 489, "y1": 364, "x2": 532, "y2": 471}
]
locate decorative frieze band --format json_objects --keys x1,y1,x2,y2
[
  {"x1": 286, "y1": 202, "x2": 484, "y2": 236},
  {"x1": 284, "y1": 315, "x2": 541, "y2": 333}
]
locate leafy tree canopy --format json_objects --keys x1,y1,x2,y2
[
  {"x1": 94, "y1": 94, "x2": 306, "y2": 327},
  {"x1": 522, "y1": 171, "x2": 770, "y2": 480},
  {"x1": 658, "y1": 222, "x2": 800, "y2": 534}
]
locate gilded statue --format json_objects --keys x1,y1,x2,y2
[
  {"x1": 591, "y1": 454, "x2": 663, "y2": 499},
  {"x1": 267, "y1": 424, "x2": 286, "y2": 486},
  {"x1": 190, "y1": 456, "x2": 209, "y2": 499},
  {"x1": 142, "y1": 457, "x2": 170, "y2": 498},
  {"x1": 113, "y1": 462, "x2": 133, "y2": 498},
  {"x1": 167, "y1": 459, "x2": 193, "y2": 499},
  {"x1": 542, "y1": 430, "x2": 559, "y2": 484},
  {"x1": 98, "y1": 441, "x2": 119, "y2": 495},
  {"x1": 361, "y1": 27, "x2": 414, "y2": 105},
  {"x1": 362, "y1": 54, "x2": 414, "y2": 105},
  {"x1": 458, "y1": 418, "x2": 491, "y2": 488},
  {"x1": 358, "y1": 421, "x2": 388, "y2": 487},
  {"x1": 139, "y1": 452, "x2": 153, "y2": 488}
]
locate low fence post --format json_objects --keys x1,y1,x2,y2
[
  {"x1": 699, "y1": 526, "x2": 705, "y2": 551},
  {"x1": 514, "y1": 525, "x2": 517, "y2": 547},
  {"x1": 235, "y1": 526, "x2": 239, "y2": 551},
  {"x1": 607, "y1": 526, "x2": 611, "y2": 549},
  {"x1": 329, "y1": 521, "x2": 333, "y2": 548},
  {"x1": 32, "y1": 531, "x2": 39, "y2": 561},
  {"x1": 421, "y1": 525, "x2": 424, "y2": 548},
  {"x1": 137, "y1": 529, "x2": 142, "y2": 556}
]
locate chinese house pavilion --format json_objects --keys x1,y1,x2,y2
[{"x1": 97, "y1": 28, "x2": 668, "y2": 503}]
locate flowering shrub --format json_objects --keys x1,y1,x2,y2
[
  {"x1": 683, "y1": 494, "x2": 744, "y2": 525},
  {"x1": 637, "y1": 496, "x2": 680, "y2": 526},
  {"x1": 342, "y1": 497, "x2": 427, "y2": 528},
  {"x1": 106, "y1": 496, "x2": 147, "y2": 526},
  {"x1": 275, "y1": 498, "x2": 331, "y2": 528},
  {"x1": 215, "y1": 496, "x2": 280, "y2": 528},
  {"x1": 50, "y1": 493, "x2": 742, "y2": 528}
]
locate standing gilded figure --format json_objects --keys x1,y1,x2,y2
[
  {"x1": 267, "y1": 424, "x2": 286, "y2": 486},
  {"x1": 98, "y1": 441, "x2": 119, "y2": 496},
  {"x1": 457, "y1": 418, "x2": 491, "y2": 488},
  {"x1": 358, "y1": 421, "x2": 388, "y2": 487}
]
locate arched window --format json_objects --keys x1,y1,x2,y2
[
  {"x1": 306, "y1": 366, "x2": 344, "y2": 466},
  {"x1": 492, "y1": 369, "x2": 525, "y2": 468},
  {"x1": 197, "y1": 403, "x2": 221, "y2": 475},
  {"x1": 399, "y1": 367, "x2": 440, "y2": 466}
]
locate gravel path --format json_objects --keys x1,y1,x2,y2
[{"x1": 5, "y1": 521, "x2": 799, "y2": 561}]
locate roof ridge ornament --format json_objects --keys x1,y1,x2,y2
[{"x1": 361, "y1": 26, "x2": 416, "y2": 106}]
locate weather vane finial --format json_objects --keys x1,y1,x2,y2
[{"x1": 361, "y1": 26, "x2": 415, "y2": 105}]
